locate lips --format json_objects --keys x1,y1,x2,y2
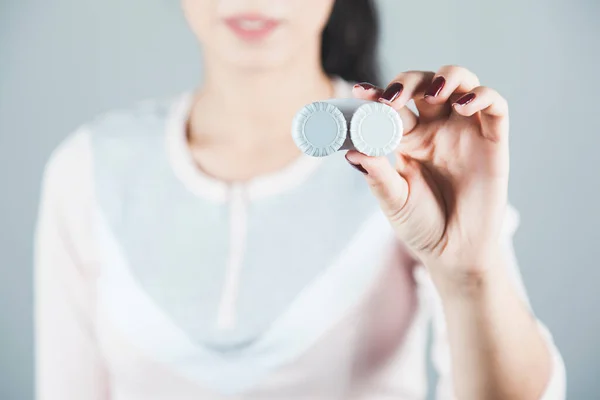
[{"x1": 223, "y1": 14, "x2": 280, "y2": 41}]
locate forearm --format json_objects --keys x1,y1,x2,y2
[{"x1": 431, "y1": 256, "x2": 553, "y2": 400}]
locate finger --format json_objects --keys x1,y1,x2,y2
[
  {"x1": 377, "y1": 71, "x2": 436, "y2": 133},
  {"x1": 451, "y1": 86, "x2": 509, "y2": 142},
  {"x1": 451, "y1": 86, "x2": 508, "y2": 118},
  {"x1": 352, "y1": 82, "x2": 384, "y2": 100},
  {"x1": 378, "y1": 71, "x2": 434, "y2": 110},
  {"x1": 345, "y1": 150, "x2": 409, "y2": 216},
  {"x1": 353, "y1": 82, "x2": 418, "y2": 134},
  {"x1": 419, "y1": 65, "x2": 481, "y2": 120}
]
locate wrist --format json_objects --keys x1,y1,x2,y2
[
  {"x1": 427, "y1": 249, "x2": 507, "y2": 302},
  {"x1": 430, "y1": 267, "x2": 494, "y2": 303}
]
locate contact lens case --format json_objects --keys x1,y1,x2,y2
[{"x1": 292, "y1": 98, "x2": 403, "y2": 157}]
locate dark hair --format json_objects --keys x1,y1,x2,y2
[{"x1": 321, "y1": 0, "x2": 381, "y2": 86}]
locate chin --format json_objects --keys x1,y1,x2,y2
[{"x1": 221, "y1": 45, "x2": 291, "y2": 71}]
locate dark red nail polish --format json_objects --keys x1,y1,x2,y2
[
  {"x1": 454, "y1": 92, "x2": 476, "y2": 106},
  {"x1": 345, "y1": 158, "x2": 368, "y2": 175},
  {"x1": 379, "y1": 82, "x2": 403, "y2": 102},
  {"x1": 424, "y1": 76, "x2": 446, "y2": 98},
  {"x1": 354, "y1": 82, "x2": 378, "y2": 91}
]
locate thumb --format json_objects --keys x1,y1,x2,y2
[
  {"x1": 346, "y1": 151, "x2": 446, "y2": 256},
  {"x1": 344, "y1": 151, "x2": 409, "y2": 218}
]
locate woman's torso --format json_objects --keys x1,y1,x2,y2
[{"x1": 60, "y1": 79, "x2": 436, "y2": 400}]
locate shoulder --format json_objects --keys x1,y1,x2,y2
[
  {"x1": 36, "y1": 129, "x2": 96, "y2": 273},
  {"x1": 41, "y1": 95, "x2": 185, "y2": 208},
  {"x1": 41, "y1": 127, "x2": 93, "y2": 204},
  {"x1": 43, "y1": 94, "x2": 186, "y2": 184},
  {"x1": 85, "y1": 96, "x2": 178, "y2": 142},
  {"x1": 36, "y1": 96, "x2": 186, "y2": 273}
]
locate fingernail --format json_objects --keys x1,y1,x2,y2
[
  {"x1": 453, "y1": 92, "x2": 476, "y2": 106},
  {"x1": 379, "y1": 82, "x2": 403, "y2": 103},
  {"x1": 354, "y1": 82, "x2": 378, "y2": 91},
  {"x1": 345, "y1": 155, "x2": 368, "y2": 175},
  {"x1": 424, "y1": 76, "x2": 446, "y2": 98}
]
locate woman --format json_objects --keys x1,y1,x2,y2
[{"x1": 34, "y1": 0, "x2": 566, "y2": 399}]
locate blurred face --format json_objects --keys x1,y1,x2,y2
[{"x1": 182, "y1": 0, "x2": 335, "y2": 70}]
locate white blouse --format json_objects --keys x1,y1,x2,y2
[{"x1": 34, "y1": 78, "x2": 566, "y2": 400}]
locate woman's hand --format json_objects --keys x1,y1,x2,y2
[
  {"x1": 347, "y1": 66, "x2": 510, "y2": 293},
  {"x1": 349, "y1": 68, "x2": 558, "y2": 400}
]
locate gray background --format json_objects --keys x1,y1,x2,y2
[{"x1": 1, "y1": 0, "x2": 599, "y2": 399}]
